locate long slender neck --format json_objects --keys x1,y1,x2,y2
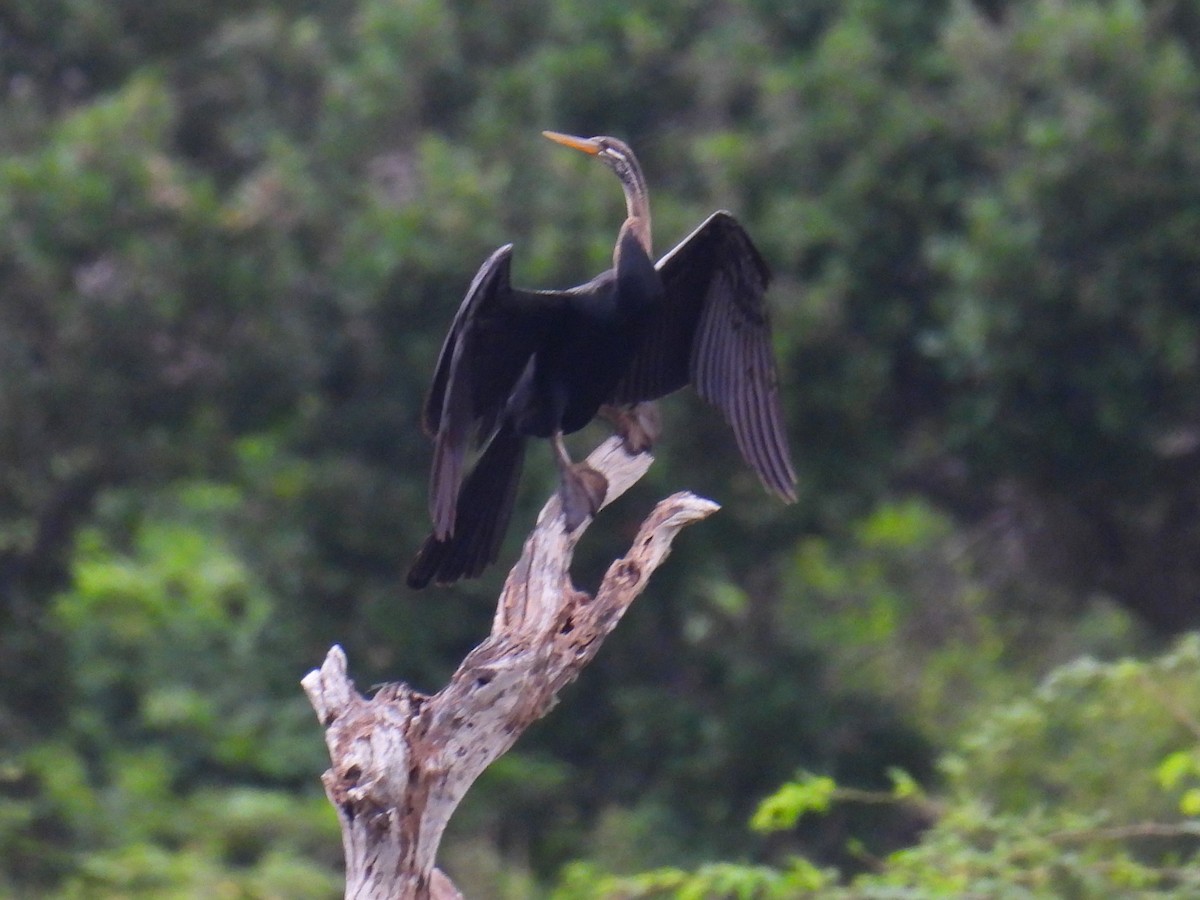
[{"x1": 617, "y1": 162, "x2": 652, "y2": 259}]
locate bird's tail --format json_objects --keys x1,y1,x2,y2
[{"x1": 407, "y1": 422, "x2": 526, "y2": 589}]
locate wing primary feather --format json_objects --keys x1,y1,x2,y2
[
  {"x1": 680, "y1": 224, "x2": 796, "y2": 503},
  {"x1": 421, "y1": 244, "x2": 569, "y2": 540},
  {"x1": 745, "y1": 336, "x2": 779, "y2": 494},
  {"x1": 743, "y1": 330, "x2": 795, "y2": 501},
  {"x1": 408, "y1": 423, "x2": 526, "y2": 587},
  {"x1": 736, "y1": 330, "x2": 762, "y2": 463},
  {"x1": 422, "y1": 244, "x2": 514, "y2": 436},
  {"x1": 430, "y1": 339, "x2": 473, "y2": 538}
]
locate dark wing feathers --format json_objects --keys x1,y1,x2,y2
[
  {"x1": 423, "y1": 245, "x2": 548, "y2": 437},
  {"x1": 425, "y1": 245, "x2": 562, "y2": 537},
  {"x1": 408, "y1": 420, "x2": 526, "y2": 587},
  {"x1": 612, "y1": 211, "x2": 797, "y2": 502},
  {"x1": 422, "y1": 246, "x2": 503, "y2": 437},
  {"x1": 426, "y1": 212, "x2": 794, "y2": 543}
]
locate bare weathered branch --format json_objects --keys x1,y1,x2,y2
[{"x1": 303, "y1": 437, "x2": 718, "y2": 899}]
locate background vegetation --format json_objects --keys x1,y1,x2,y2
[{"x1": 3, "y1": 0, "x2": 1200, "y2": 896}]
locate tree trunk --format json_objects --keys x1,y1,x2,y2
[{"x1": 302, "y1": 437, "x2": 718, "y2": 898}]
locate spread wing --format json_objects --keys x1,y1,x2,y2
[
  {"x1": 611, "y1": 211, "x2": 797, "y2": 501},
  {"x1": 424, "y1": 245, "x2": 563, "y2": 537}
]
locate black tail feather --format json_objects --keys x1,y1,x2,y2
[{"x1": 407, "y1": 423, "x2": 526, "y2": 589}]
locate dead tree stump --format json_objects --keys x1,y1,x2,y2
[{"x1": 302, "y1": 436, "x2": 719, "y2": 899}]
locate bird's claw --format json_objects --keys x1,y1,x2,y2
[
  {"x1": 602, "y1": 403, "x2": 661, "y2": 455},
  {"x1": 561, "y1": 463, "x2": 608, "y2": 531}
]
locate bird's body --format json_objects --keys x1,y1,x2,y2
[
  {"x1": 407, "y1": 132, "x2": 796, "y2": 588},
  {"x1": 515, "y1": 232, "x2": 661, "y2": 439}
]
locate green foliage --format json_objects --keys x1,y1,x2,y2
[
  {"x1": 950, "y1": 637, "x2": 1200, "y2": 825},
  {"x1": 558, "y1": 637, "x2": 1200, "y2": 898},
  {"x1": 750, "y1": 774, "x2": 839, "y2": 832},
  {"x1": 779, "y1": 496, "x2": 1151, "y2": 744},
  {"x1": 553, "y1": 857, "x2": 833, "y2": 900},
  {"x1": 853, "y1": 637, "x2": 1200, "y2": 897},
  {"x1": 1158, "y1": 749, "x2": 1200, "y2": 817},
  {"x1": 1, "y1": 477, "x2": 338, "y2": 895},
  {"x1": 750, "y1": 769, "x2": 925, "y2": 836},
  {"x1": 3, "y1": 0, "x2": 1200, "y2": 894},
  {"x1": 935, "y1": 0, "x2": 1200, "y2": 476}
]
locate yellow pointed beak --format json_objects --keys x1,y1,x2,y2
[{"x1": 542, "y1": 130, "x2": 601, "y2": 156}]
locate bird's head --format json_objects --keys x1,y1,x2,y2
[
  {"x1": 543, "y1": 130, "x2": 652, "y2": 253},
  {"x1": 542, "y1": 131, "x2": 643, "y2": 193}
]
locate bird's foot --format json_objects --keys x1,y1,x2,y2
[
  {"x1": 602, "y1": 402, "x2": 661, "y2": 455},
  {"x1": 560, "y1": 463, "x2": 608, "y2": 531}
]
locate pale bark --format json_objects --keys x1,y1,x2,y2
[{"x1": 302, "y1": 437, "x2": 718, "y2": 899}]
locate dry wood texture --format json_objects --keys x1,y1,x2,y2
[{"x1": 303, "y1": 436, "x2": 719, "y2": 898}]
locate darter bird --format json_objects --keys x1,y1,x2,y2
[{"x1": 407, "y1": 131, "x2": 796, "y2": 588}]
